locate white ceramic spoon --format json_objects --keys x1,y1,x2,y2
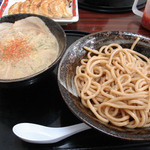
[{"x1": 12, "y1": 123, "x2": 91, "y2": 144}]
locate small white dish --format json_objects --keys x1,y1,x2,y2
[{"x1": 0, "y1": 0, "x2": 79, "y2": 25}]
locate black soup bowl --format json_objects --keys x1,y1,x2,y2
[
  {"x1": 58, "y1": 31, "x2": 150, "y2": 140},
  {"x1": 0, "y1": 14, "x2": 66, "y2": 88}
]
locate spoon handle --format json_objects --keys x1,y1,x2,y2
[
  {"x1": 45, "y1": 123, "x2": 91, "y2": 143},
  {"x1": 51, "y1": 123, "x2": 91, "y2": 142},
  {"x1": 53, "y1": 123, "x2": 91, "y2": 142}
]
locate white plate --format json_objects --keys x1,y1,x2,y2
[{"x1": 0, "y1": 0, "x2": 79, "y2": 25}]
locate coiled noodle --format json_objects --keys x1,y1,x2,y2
[{"x1": 74, "y1": 38, "x2": 150, "y2": 128}]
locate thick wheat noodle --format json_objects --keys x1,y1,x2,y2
[{"x1": 74, "y1": 38, "x2": 150, "y2": 128}]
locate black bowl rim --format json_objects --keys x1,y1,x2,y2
[
  {"x1": 57, "y1": 30, "x2": 150, "y2": 141},
  {"x1": 0, "y1": 14, "x2": 66, "y2": 83}
]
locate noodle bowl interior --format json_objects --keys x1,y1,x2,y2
[
  {"x1": 0, "y1": 16, "x2": 59, "y2": 80},
  {"x1": 74, "y1": 38, "x2": 150, "y2": 129}
]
